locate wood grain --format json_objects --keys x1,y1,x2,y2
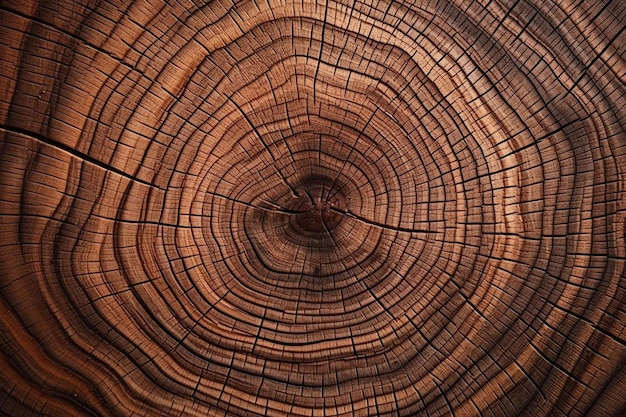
[{"x1": 1, "y1": 0, "x2": 625, "y2": 416}]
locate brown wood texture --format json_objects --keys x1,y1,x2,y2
[{"x1": 1, "y1": 0, "x2": 625, "y2": 416}]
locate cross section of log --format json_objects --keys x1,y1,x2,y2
[{"x1": 1, "y1": 0, "x2": 625, "y2": 416}]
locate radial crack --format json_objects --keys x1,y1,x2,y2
[{"x1": 330, "y1": 207, "x2": 438, "y2": 235}]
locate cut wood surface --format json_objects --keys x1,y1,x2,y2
[{"x1": 1, "y1": 0, "x2": 625, "y2": 416}]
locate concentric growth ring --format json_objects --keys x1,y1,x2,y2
[{"x1": 0, "y1": 0, "x2": 625, "y2": 416}]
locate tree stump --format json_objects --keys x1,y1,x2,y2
[{"x1": 1, "y1": 0, "x2": 625, "y2": 416}]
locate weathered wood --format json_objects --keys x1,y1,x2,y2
[{"x1": 1, "y1": 0, "x2": 625, "y2": 416}]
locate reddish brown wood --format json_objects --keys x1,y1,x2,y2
[{"x1": 1, "y1": 0, "x2": 625, "y2": 416}]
